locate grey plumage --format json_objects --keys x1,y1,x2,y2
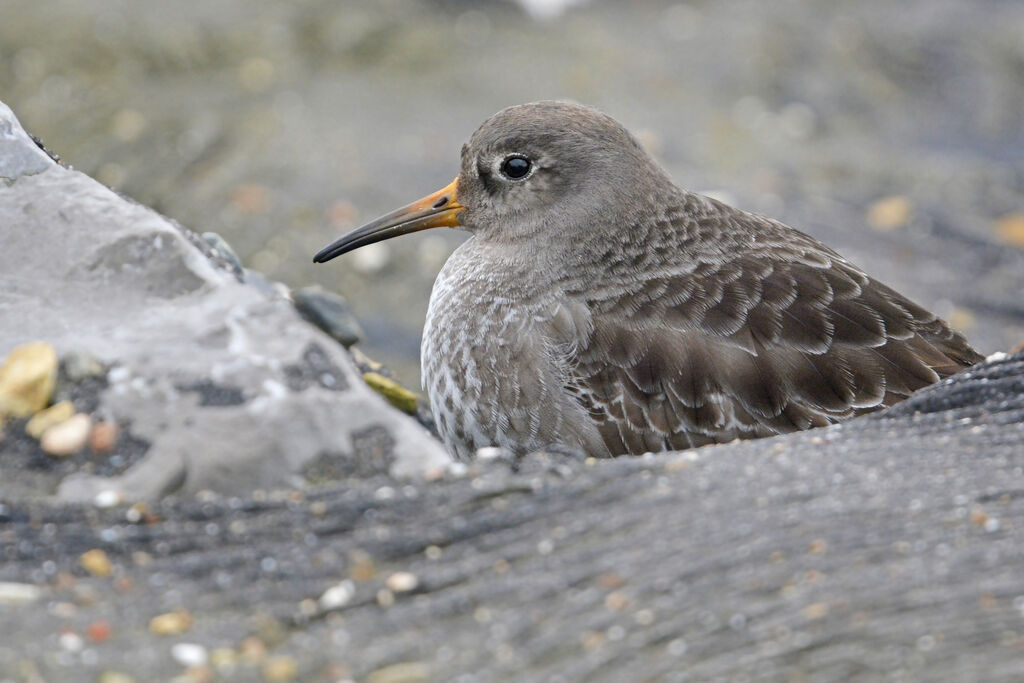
[{"x1": 317, "y1": 101, "x2": 983, "y2": 461}]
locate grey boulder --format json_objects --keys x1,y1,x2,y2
[{"x1": 0, "y1": 100, "x2": 449, "y2": 502}]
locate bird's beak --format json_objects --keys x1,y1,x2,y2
[{"x1": 313, "y1": 178, "x2": 463, "y2": 263}]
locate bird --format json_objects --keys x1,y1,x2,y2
[{"x1": 315, "y1": 101, "x2": 983, "y2": 461}]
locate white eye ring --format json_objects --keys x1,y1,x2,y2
[{"x1": 498, "y1": 154, "x2": 534, "y2": 181}]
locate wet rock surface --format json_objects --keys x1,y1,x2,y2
[
  {"x1": 0, "y1": 352, "x2": 1021, "y2": 681},
  {"x1": 0, "y1": 101, "x2": 448, "y2": 505}
]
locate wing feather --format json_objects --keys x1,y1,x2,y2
[{"x1": 558, "y1": 207, "x2": 983, "y2": 456}]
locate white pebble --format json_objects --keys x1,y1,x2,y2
[
  {"x1": 171, "y1": 642, "x2": 208, "y2": 667},
  {"x1": 319, "y1": 580, "x2": 355, "y2": 610},
  {"x1": 40, "y1": 414, "x2": 92, "y2": 457},
  {"x1": 475, "y1": 446, "x2": 509, "y2": 460},
  {"x1": 385, "y1": 572, "x2": 419, "y2": 593},
  {"x1": 0, "y1": 582, "x2": 42, "y2": 605},
  {"x1": 93, "y1": 490, "x2": 124, "y2": 508},
  {"x1": 59, "y1": 632, "x2": 84, "y2": 652}
]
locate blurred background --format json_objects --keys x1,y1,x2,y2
[{"x1": 3, "y1": 0, "x2": 1023, "y2": 386}]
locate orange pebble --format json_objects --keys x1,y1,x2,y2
[
  {"x1": 86, "y1": 620, "x2": 112, "y2": 643},
  {"x1": 90, "y1": 421, "x2": 119, "y2": 453}
]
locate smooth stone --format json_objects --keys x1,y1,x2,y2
[
  {"x1": 40, "y1": 413, "x2": 92, "y2": 456},
  {"x1": 61, "y1": 350, "x2": 105, "y2": 382},
  {"x1": 0, "y1": 341, "x2": 58, "y2": 418},
  {"x1": 202, "y1": 231, "x2": 244, "y2": 277},
  {"x1": 0, "y1": 581, "x2": 42, "y2": 606},
  {"x1": 292, "y1": 285, "x2": 365, "y2": 348},
  {"x1": 25, "y1": 400, "x2": 75, "y2": 439}
]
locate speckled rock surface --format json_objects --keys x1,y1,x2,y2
[
  {"x1": 0, "y1": 352, "x2": 1021, "y2": 681},
  {"x1": 0, "y1": 100, "x2": 448, "y2": 502}
]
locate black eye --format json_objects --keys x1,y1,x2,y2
[{"x1": 500, "y1": 155, "x2": 532, "y2": 180}]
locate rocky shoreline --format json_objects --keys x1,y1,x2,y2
[{"x1": 3, "y1": 94, "x2": 1024, "y2": 682}]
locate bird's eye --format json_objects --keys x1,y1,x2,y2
[{"x1": 500, "y1": 155, "x2": 532, "y2": 180}]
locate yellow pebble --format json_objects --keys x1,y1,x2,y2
[
  {"x1": 866, "y1": 195, "x2": 912, "y2": 231},
  {"x1": 149, "y1": 610, "x2": 194, "y2": 636},
  {"x1": 0, "y1": 342, "x2": 58, "y2": 418},
  {"x1": 995, "y1": 213, "x2": 1024, "y2": 247},
  {"x1": 262, "y1": 655, "x2": 297, "y2": 682},
  {"x1": 79, "y1": 549, "x2": 113, "y2": 577},
  {"x1": 25, "y1": 400, "x2": 75, "y2": 439}
]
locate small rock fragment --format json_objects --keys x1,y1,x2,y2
[
  {"x1": 41, "y1": 413, "x2": 92, "y2": 456},
  {"x1": 210, "y1": 648, "x2": 238, "y2": 670},
  {"x1": 25, "y1": 400, "x2": 75, "y2": 439},
  {"x1": 0, "y1": 581, "x2": 42, "y2": 605},
  {"x1": 867, "y1": 195, "x2": 912, "y2": 232},
  {"x1": 363, "y1": 373, "x2": 419, "y2": 414},
  {"x1": 318, "y1": 580, "x2": 355, "y2": 610},
  {"x1": 94, "y1": 490, "x2": 125, "y2": 508},
  {"x1": 385, "y1": 571, "x2": 419, "y2": 593},
  {"x1": 995, "y1": 213, "x2": 1024, "y2": 247},
  {"x1": 239, "y1": 636, "x2": 267, "y2": 662},
  {"x1": 149, "y1": 610, "x2": 194, "y2": 636},
  {"x1": 60, "y1": 632, "x2": 84, "y2": 653},
  {"x1": 202, "y1": 232, "x2": 245, "y2": 277},
  {"x1": 365, "y1": 661, "x2": 431, "y2": 683},
  {"x1": 348, "y1": 550, "x2": 377, "y2": 581},
  {"x1": 61, "y1": 351, "x2": 105, "y2": 382},
  {"x1": 0, "y1": 341, "x2": 58, "y2": 418},
  {"x1": 171, "y1": 642, "x2": 209, "y2": 667},
  {"x1": 87, "y1": 620, "x2": 113, "y2": 643},
  {"x1": 90, "y1": 420, "x2": 119, "y2": 453},
  {"x1": 292, "y1": 286, "x2": 364, "y2": 348},
  {"x1": 97, "y1": 672, "x2": 137, "y2": 683},
  {"x1": 79, "y1": 549, "x2": 113, "y2": 576},
  {"x1": 262, "y1": 655, "x2": 298, "y2": 682}
]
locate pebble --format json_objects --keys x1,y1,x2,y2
[
  {"x1": 362, "y1": 372, "x2": 419, "y2": 414},
  {"x1": 0, "y1": 581, "x2": 42, "y2": 605},
  {"x1": 59, "y1": 631, "x2": 84, "y2": 652},
  {"x1": 202, "y1": 232, "x2": 245, "y2": 277},
  {"x1": 0, "y1": 341, "x2": 58, "y2": 418},
  {"x1": 86, "y1": 620, "x2": 113, "y2": 643},
  {"x1": 90, "y1": 420, "x2": 119, "y2": 453},
  {"x1": 262, "y1": 655, "x2": 298, "y2": 682},
  {"x1": 149, "y1": 610, "x2": 194, "y2": 636},
  {"x1": 79, "y1": 548, "x2": 113, "y2": 577},
  {"x1": 94, "y1": 490, "x2": 125, "y2": 508},
  {"x1": 385, "y1": 571, "x2": 419, "y2": 593},
  {"x1": 209, "y1": 648, "x2": 238, "y2": 670},
  {"x1": 41, "y1": 413, "x2": 92, "y2": 456},
  {"x1": 365, "y1": 661, "x2": 431, "y2": 683},
  {"x1": 348, "y1": 550, "x2": 377, "y2": 581},
  {"x1": 292, "y1": 285, "x2": 364, "y2": 348},
  {"x1": 61, "y1": 350, "x2": 105, "y2": 382},
  {"x1": 867, "y1": 195, "x2": 912, "y2": 231},
  {"x1": 318, "y1": 580, "x2": 355, "y2": 610},
  {"x1": 25, "y1": 400, "x2": 75, "y2": 438},
  {"x1": 171, "y1": 642, "x2": 208, "y2": 667},
  {"x1": 97, "y1": 672, "x2": 137, "y2": 683},
  {"x1": 995, "y1": 213, "x2": 1024, "y2": 247}
]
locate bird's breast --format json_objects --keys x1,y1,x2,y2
[{"x1": 421, "y1": 239, "x2": 592, "y2": 460}]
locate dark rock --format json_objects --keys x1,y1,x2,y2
[
  {"x1": 201, "y1": 231, "x2": 245, "y2": 279},
  {"x1": 292, "y1": 285, "x2": 365, "y2": 349}
]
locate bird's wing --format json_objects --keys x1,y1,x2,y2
[{"x1": 560, "y1": 210, "x2": 982, "y2": 456}]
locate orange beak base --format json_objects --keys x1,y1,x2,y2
[{"x1": 313, "y1": 178, "x2": 463, "y2": 263}]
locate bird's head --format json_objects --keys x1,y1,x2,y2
[{"x1": 313, "y1": 101, "x2": 674, "y2": 264}]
